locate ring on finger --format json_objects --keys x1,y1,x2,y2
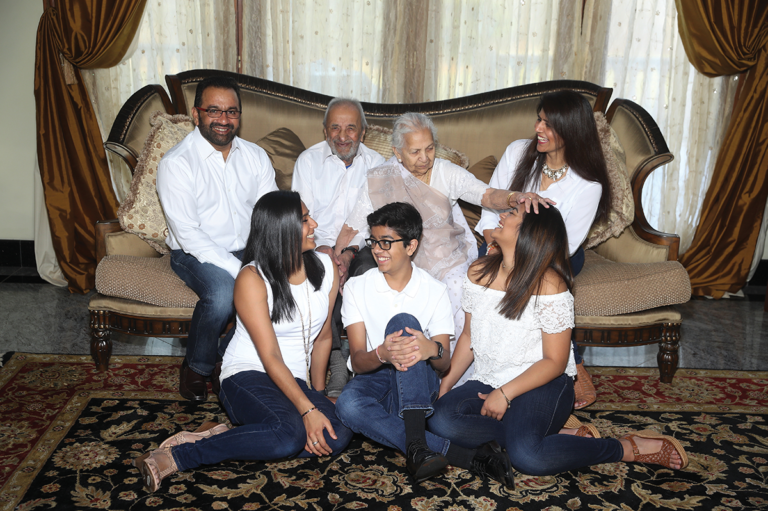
[{"x1": 312, "y1": 440, "x2": 319, "y2": 446}]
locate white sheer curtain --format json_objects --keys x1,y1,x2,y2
[
  {"x1": 82, "y1": 0, "x2": 236, "y2": 201},
  {"x1": 578, "y1": 0, "x2": 738, "y2": 254}
]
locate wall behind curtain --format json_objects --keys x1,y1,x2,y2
[{"x1": 85, "y1": 0, "x2": 738, "y2": 259}]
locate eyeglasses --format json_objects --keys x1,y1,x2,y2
[
  {"x1": 365, "y1": 238, "x2": 406, "y2": 250},
  {"x1": 195, "y1": 107, "x2": 241, "y2": 119}
]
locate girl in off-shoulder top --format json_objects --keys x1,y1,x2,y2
[{"x1": 429, "y1": 205, "x2": 688, "y2": 477}]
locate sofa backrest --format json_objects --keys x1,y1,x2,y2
[{"x1": 165, "y1": 69, "x2": 611, "y2": 169}]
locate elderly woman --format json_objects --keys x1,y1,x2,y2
[{"x1": 336, "y1": 113, "x2": 518, "y2": 385}]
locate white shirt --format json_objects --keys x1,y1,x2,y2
[
  {"x1": 475, "y1": 139, "x2": 602, "y2": 255},
  {"x1": 341, "y1": 263, "x2": 455, "y2": 371},
  {"x1": 157, "y1": 128, "x2": 278, "y2": 279},
  {"x1": 346, "y1": 157, "x2": 487, "y2": 254},
  {"x1": 221, "y1": 253, "x2": 335, "y2": 381},
  {"x1": 462, "y1": 276, "x2": 576, "y2": 388},
  {"x1": 292, "y1": 141, "x2": 385, "y2": 248}
]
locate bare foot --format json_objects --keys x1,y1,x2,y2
[{"x1": 620, "y1": 436, "x2": 683, "y2": 469}]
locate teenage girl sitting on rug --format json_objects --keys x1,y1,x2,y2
[
  {"x1": 429, "y1": 205, "x2": 688, "y2": 475},
  {"x1": 134, "y1": 191, "x2": 353, "y2": 492}
]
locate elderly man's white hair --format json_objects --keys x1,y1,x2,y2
[
  {"x1": 392, "y1": 112, "x2": 439, "y2": 153},
  {"x1": 323, "y1": 97, "x2": 368, "y2": 130}
]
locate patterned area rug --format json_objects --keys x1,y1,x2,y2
[{"x1": 1, "y1": 353, "x2": 767, "y2": 510}]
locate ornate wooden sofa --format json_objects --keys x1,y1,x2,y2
[{"x1": 90, "y1": 70, "x2": 690, "y2": 382}]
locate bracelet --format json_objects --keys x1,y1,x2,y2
[
  {"x1": 375, "y1": 345, "x2": 386, "y2": 364},
  {"x1": 498, "y1": 387, "x2": 511, "y2": 408},
  {"x1": 301, "y1": 407, "x2": 317, "y2": 417},
  {"x1": 507, "y1": 192, "x2": 517, "y2": 209}
]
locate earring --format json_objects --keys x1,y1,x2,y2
[{"x1": 398, "y1": 159, "x2": 402, "y2": 163}]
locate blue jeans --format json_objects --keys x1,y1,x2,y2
[
  {"x1": 170, "y1": 249, "x2": 244, "y2": 376},
  {"x1": 171, "y1": 370, "x2": 353, "y2": 470},
  {"x1": 429, "y1": 375, "x2": 623, "y2": 475},
  {"x1": 335, "y1": 313, "x2": 450, "y2": 455}
]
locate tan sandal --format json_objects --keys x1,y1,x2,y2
[
  {"x1": 159, "y1": 421, "x2": 229, "y2": 449},
  {"x1": 134, "y1": 446, "x2": 178, "y2": 492},
  {"x1": 574, "y1": 362, "x2": 596, "y2": 410},
  {"x1": 621, "y1": 429, "x2": 689, "y2": 469},
  {"x1": 563, "y1": 414, "x2": 601, "y2": 439}
]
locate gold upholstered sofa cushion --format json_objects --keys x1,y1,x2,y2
[
  {"x1": 572, "y1": 250, "x2": 691, "y2": 316},
  {"x1": 95, "y1": 254, "x2": 198, "y2": 308}
]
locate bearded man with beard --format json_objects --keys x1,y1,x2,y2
[
  {"x1": 157, "y1": 76, "x2": 277, "y2": 402},
  {"x1": 292, "y1": 98, "x2": 384, "y2": 396}
]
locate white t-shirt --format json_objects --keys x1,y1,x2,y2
[
  {"x1": 157, "y1": 128, "x2": 278, "y2": 278},
  {"x1": 475, "y1": 139, "x2": 602, "y2": 256},
  {"x1": 221, "y1": 253, "x2": 335, "y2": 381},
  {"x1": 462, "y1": 275, "x2": 576, "y2": 388},
  {"x1": 292, "y1": 141, "x2": 385, "y2": 247},
  {"x1": 341, "y1": 263, "x2": 455, "y2": 371}
]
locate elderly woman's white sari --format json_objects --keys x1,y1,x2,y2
[{"x1": 343, "y1": 157, "x2": 488, "y2": 386}]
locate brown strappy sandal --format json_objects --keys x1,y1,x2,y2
[
  {"x1": 574, "y1": 362, "x2": 596, "y2": 410},
  {"x1": 159, "y1": 421, "x2": 229, "y2": 449},
  {"x1": 563, "y1": 414, "x2": 601, "y2": 439},
  {"x1": 134, "y1": 445, "x2": 178, "y2": 492},
  {"x1": 621, "y1": 430, "x2": 689, "y2": 469}
]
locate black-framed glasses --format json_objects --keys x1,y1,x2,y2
[
  {"x1": 365, "y1": 238, "x2": 406, "y2": 250},
  {"x1": 195, "y1": 107, "x2": 241, "y2": 119}
]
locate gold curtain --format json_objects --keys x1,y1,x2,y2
[
  {"x1": 676, "y1": 0, "x2": 768, "y2": 298},
  {"x1": 34, "y1": 0, "x2": 146, "y2": 293}
]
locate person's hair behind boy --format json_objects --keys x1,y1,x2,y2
[{"x1": 335, "y1": 201, "x2": 514, "y2": 487}]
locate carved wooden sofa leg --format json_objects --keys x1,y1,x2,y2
[
  {"x1": 90, "y1": 309, "x2": 113, "y2": 372},
  {"x1": 657, "y1": 322, "x2": 681, "y2": 384}
]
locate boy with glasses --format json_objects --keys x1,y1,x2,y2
[{"x1": 335, "y1": 202, "x2": 514, "y2": 487}]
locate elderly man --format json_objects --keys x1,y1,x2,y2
[
  {"x1": 292, "y1": 98, "x2": 385, "y2": 395},
  {"x1": 157, "y1": 76, "x2": 277, "y2": 401}
]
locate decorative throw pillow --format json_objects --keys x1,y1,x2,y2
[
  {"x1": 583, "y1": 112, "x2": 635, "y2": 249},
  {"x1": 460, "y1": 155, "x2": 499, "y2": 245},
  {"x1": 254, "y1": 127, "x2": 305, "y2": 190},
  {"x1": 117, "y1": 112, "x2": 194, "y2": 254},
  {"x1": 364, "y1": 124, "x2": 470, "y2": 169}
]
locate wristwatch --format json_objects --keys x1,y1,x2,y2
[
  {"x1": 340, "y1": 246, "x2": 358, "y2": 257},
  {"x1": 428, "y1": 340, "x2": 443, "y2": 360}
]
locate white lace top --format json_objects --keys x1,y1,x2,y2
[{"x1": 462, "y1": 276, "x2": 577, "y2": 388}]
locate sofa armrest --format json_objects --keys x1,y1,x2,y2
[
  {"x1": 105, "y1": 232, "x2": 163, "y2": 259},
  {"x1": 96, "y1": 220, "x2": 122, "y2": 264}
]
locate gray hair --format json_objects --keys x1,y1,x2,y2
[
  {"x1": 323, "y1": 97, "x2": 368, "y2": 130},
  {"x1": 392, "y1": 112, "x2": 438, "y2": 153}
]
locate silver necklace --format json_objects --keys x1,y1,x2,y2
[
  {"x1": 297, "y1": 279, "x2": 312, "y2": 389},
  {"x1": 542, "y1": 162, "x2": 569, "y2": 181}
]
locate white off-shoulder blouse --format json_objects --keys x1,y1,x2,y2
[{"x1": 462, "y1": 275, "x2": 577, "y2": 388}]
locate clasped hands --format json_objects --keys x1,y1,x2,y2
[
  {"x1": 317, "y1": 245, "x2": 355, "y2": 289},
  {"x1": 379, "y1": 327, "x2": 434, "y2": 371}
]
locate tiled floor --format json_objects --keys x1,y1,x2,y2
[{"x1": 0, "y1": 269, "x2": 766, "y2": 372}]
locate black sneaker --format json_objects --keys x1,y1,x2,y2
[
  {"x1": 471, "y1": 440, "x2": 515, "y2": 490},
  {"x1": 405, "y1": 439, "x2": 449, "y2": 482}
]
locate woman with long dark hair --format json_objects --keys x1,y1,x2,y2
[
  {"x1": 475, "y1": 90, "x2": 612, "y2": 409},
  {"x1": 133, "y1": 190, "x2": 353, "y2": 492},
  {"x1": 429, "y1": 206, "x2": 688, "y2": 476}
]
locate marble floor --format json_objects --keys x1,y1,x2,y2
[{"x1": 0, "y1": 269, "x2": 767, "y2": 371}]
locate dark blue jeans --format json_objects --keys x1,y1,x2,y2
[
  {"x1": 429, "y1": 375, "x2": 623, "y2": 475},
  {"x1": 335, "y1": 313, "x2": 450, "y2": 455},
  {"x1": 170, "y1": 249, "x2": 244, "y2": 376},
  {"x1": 171, "y1": 370, "x2": 353, "y2": 470}
]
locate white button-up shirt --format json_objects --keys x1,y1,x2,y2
[
  {"x1": 475, "y1": 139, "x2": 602, "y2": 256},
  {"x1": 341, "y1": 264, "x2": 455, "y2": 371},
  {"x1": 292, "y1": 141, "x2": 385, "y2": 248},
  {"x1": 157, "y1": 127, "x2": 278, "y2": 279}
]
